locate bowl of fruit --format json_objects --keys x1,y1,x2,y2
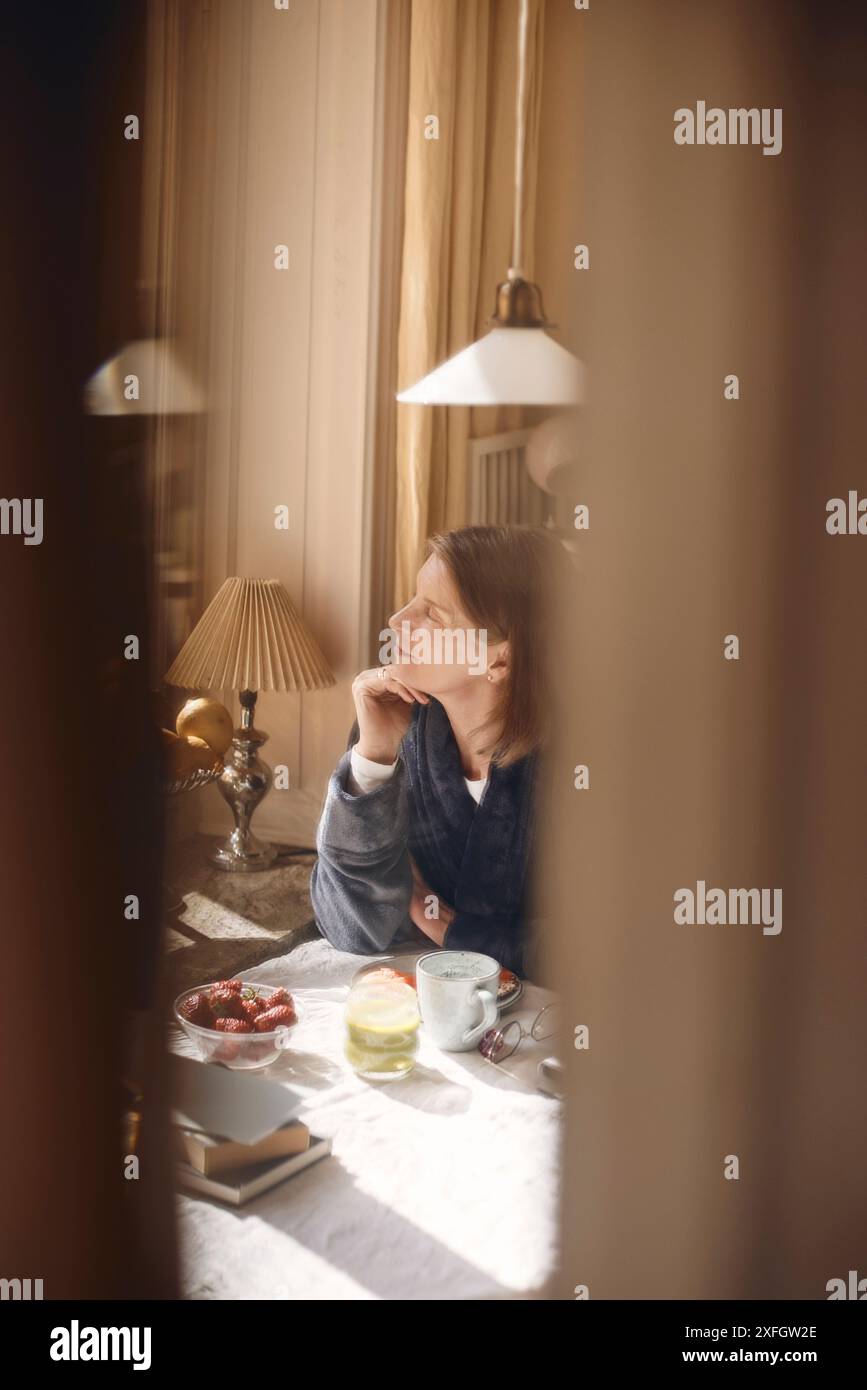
[
  {"x1": 173, "y1": 979, "x2": 298, "y2": 1070},
  {"x1": 160, "y1": 696, "x2": 235, "y2": 797}
]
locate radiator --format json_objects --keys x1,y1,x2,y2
[{"x1": 466, "y1": 428, "x2": 548, "y2": 526}]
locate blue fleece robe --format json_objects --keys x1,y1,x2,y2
[{"x1": 309, "y1": 697, "x2": 543, "y2": 979}]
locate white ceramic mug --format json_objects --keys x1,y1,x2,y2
[{"x1": 415, "y1": 950, "x2": 500, "y2": 1052}]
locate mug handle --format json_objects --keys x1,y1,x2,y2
[{"x1": 462, "y1": 987, "x2": 499, "y2": 1047}]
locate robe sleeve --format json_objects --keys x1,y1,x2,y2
[{"x1": 309, "y1": 747, "x2": 424, "y2": 955}]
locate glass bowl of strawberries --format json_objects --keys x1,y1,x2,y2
[{"x1": 173, "y1": 980, "x2": 298, "y2": 1070}]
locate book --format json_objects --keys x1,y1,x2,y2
[
  {"x1": 176, "y1": 1134, "x2": 332, "y2": 1206},
  {"x1": 170, "y1": 1053, "x2": 303, "y2": 1145},
  {"x1": 176, "y1": 1120, "x2": 310, "y2": 1177}
]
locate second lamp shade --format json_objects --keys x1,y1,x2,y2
[{"x1": 164, "y1": 577, "x2": 335, "y2": 693}]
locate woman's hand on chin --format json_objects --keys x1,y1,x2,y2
[{"x1": 351, "y1": 665, "x2": 429, "y2": 766}]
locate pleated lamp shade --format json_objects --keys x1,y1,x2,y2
[{"x1": 164, "y1": 577, "x2": 335, "y2": 693}]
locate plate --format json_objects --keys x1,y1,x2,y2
[
  {"x1": 498, "y1": 973, "x2": 524, "y2": 1012},
  {"x1": 352, "y1": 955, "x2": 524, "y2": 1011},
  {"x1": 351, "y1": 954, "x2": 425, "y2": 990}
]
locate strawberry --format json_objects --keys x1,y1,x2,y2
[
  {"x1": 208, "y1": 986, "x2": 246, "y2": 1020},
  {"x1": 179, "y1": 992, "x2": 213, "y2": 1028},
  {"x1": 212, "y1": 979, "x2": 243, "y2": 994},
  {"x1": 254, "y1": 1004, "x2": 297, "y2": 1033},
  {"x1": 214, "y1": 1017, "x2": 253, "y2": 1034},
  {"x1": 240, "y1": 998, "x2": 266, "y2": 1023},
  {"x1": 263, "y1": 987, "x2": 292, "y2": 1008}
]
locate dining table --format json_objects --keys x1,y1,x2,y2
[{"x1": 172, "y1": 935, "x2": 564, "y2": 1301}]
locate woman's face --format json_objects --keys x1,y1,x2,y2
[{"x1": 386, "y1": 554, "x2": 501, "y2": 694}]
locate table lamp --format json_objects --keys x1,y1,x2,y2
[{"x1": 164, "y1": 576, "x2": 335, "y2": 871}]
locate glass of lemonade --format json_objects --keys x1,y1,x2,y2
[{"x1": 344, "y1": 978, "x2": 420, "y2": 1082}]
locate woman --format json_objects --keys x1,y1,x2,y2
[{"x1": 310, "y1": 524, "x2": 566, "y2": 980}]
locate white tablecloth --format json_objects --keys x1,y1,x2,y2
[{"x1": 175, "y1": 938, "x2": 563, "y2": 1301}]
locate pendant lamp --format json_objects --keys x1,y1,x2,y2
[{"x1": 396, "y1": 0, "x2": 584, "y2": 408}]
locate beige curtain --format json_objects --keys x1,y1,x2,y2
[{"x1": 393, "y1": 0, "x2": 545, "y2": 604}]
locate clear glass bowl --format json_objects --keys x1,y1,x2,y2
[{"x1": 173, "y1": 981, "x2": 299, "y2": 1071}]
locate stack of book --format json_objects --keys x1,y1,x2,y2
[{"x1": 171, "y1": 1054, "x2": 331, "y2": 1206}]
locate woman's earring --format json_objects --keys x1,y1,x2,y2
[{"x1": 486, "y1": 673, "x2": 493, "y2": 682}]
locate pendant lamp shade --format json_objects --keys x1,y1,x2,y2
[
  {"x1": 84, "y1": 337, "x2": 206, "y2": 416},
  {"x1": 164, "y1": 577, "x2": 335, "y2": 693},
  {"x1": 396, "y1": 326, "x2": 584, "y2": 407}
]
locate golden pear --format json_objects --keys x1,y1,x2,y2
[{"x1": 176, "y1": 697, "x2": 234, "y2": 755}]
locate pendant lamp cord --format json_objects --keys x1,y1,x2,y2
[{"x1": 511, "y1": 0, "x2": 530, "y2": 280}]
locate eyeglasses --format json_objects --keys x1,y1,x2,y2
[{"x1": 479, "y1": 1002, "x2": 560, "y2": 1063}]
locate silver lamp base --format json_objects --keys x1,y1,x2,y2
[
  {"x1": 209, "y1": 689, "x2": 279, "y2": 872},
  {"x1": 209, "y1": 832, "x2": 277, "y2": 873}
]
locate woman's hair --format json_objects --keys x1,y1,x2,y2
[{"x1": 425, "y1": 524, "x2": 571, "y2": 767}]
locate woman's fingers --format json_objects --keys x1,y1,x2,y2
[
  {"x1": 380, "y1": 675, "x2": 416, "y2": 705},
  {"x1": 355, "y1": 667, "x2": 428, "y2": 705},
  {"x1": 354, "y1": 669, "x2": 410, "y2": 702},
  {"x1": 386, "y1": 670, "x2": 430, "y2": 704}
]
